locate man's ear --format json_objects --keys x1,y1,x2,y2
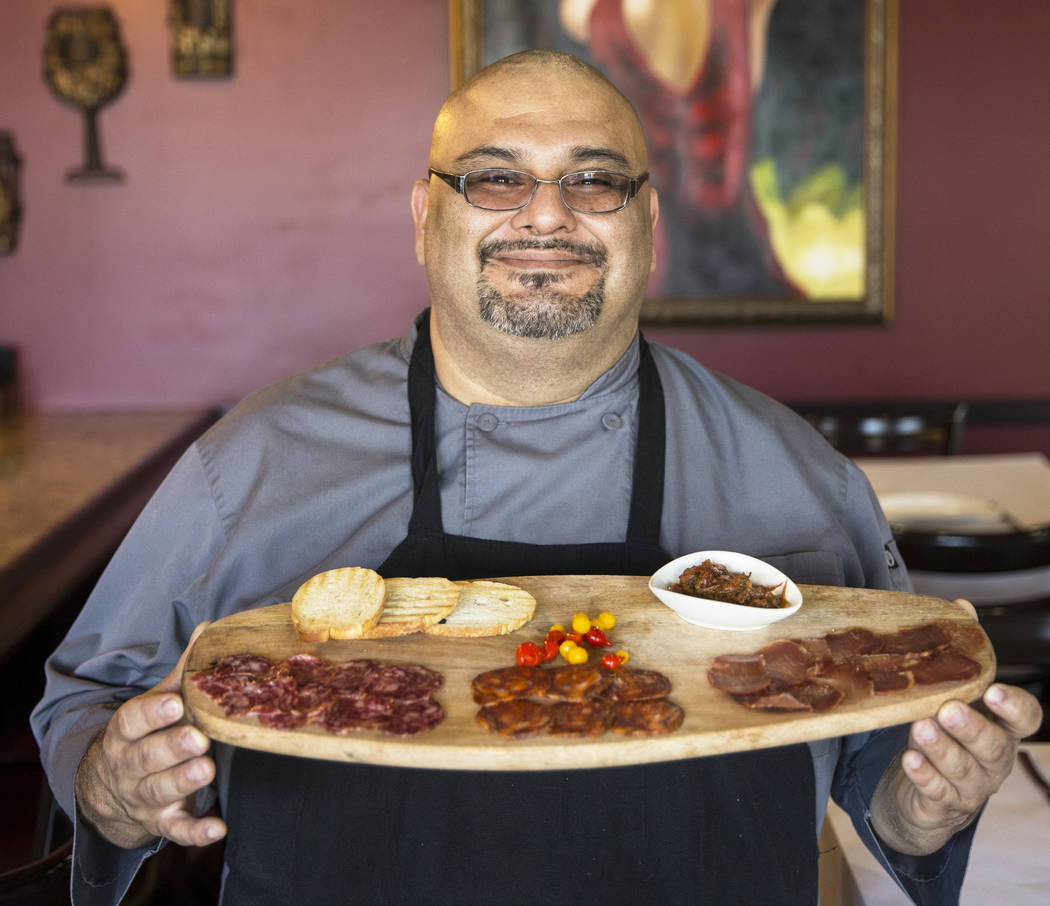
[
  {"x1": 411, "y1": 179, "x2": 430, "y2": 266},
  {"x1": 648, "y1": 186, "x2": 660, "y2": 272}
]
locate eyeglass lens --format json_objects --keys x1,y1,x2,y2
[{"x1": 464, "y1": 169, "x2": 632, "y2": 213}]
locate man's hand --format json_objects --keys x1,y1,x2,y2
[
  {"x1": 871, "y1": 682, "x2": 1044, "y2": 855},
  {"x1": 74, "y1": 623, "x2": 227, "y2": 849}
]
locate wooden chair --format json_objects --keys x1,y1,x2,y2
[
  {"x1": 789, "y1": 401, "x2": 968, "y2": 456},
  {"x1": 0, "y1": 839, "x2": 72, "y2": 906}
]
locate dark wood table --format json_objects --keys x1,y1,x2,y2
[{"x1": 0, "y1": 408, "x2": 220, "y2": 660}]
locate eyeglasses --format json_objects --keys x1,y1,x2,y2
[{"x1": 428, "y1": 168, "x2": 649, "y2": 214}]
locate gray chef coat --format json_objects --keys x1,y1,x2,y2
[{"x1": 31, "y1": 315, "x2": 975, "y2": 905}]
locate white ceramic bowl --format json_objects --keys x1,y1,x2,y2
[{"x1": 649, "y1": 550, "x2": 802, "y2": 631}]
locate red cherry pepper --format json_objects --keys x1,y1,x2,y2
[
  {"x1": 600, "y1": 652, "x2": 625, "y2": 670},
  {"x1": 584, "y1": 626, "x2": 612, "y2": 647},
  {"x1": 545, "y1": 628, "x2": 565, "y2": 646},
  {"x1": 515, "y1": 641, "x2": 543, "y2": 667},
  {"x1": 541, "y1": 637, "x2": 560, "y2": 662},
  {"x1": 566, "y1": 631, "x2": 584, "y2": 644}
]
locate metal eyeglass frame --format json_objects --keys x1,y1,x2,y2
[{"x1": 427, "y1": 168, "x2": 649, "y2": 214}]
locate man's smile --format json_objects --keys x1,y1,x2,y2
[
  {"x1": 479, "y1": 238, "x2": 608, "y2": 273},
  {"x1": 490, "y1": 251, "x2": 589, "y2": 271}
]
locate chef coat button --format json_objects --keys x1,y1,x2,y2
[
  {"x1": 476, "y1": 413, "x2": 499, "y2": 432},
  {"x1": 601, "y1": 412, "x2": 623, "y2": 430}
]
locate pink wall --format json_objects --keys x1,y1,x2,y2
[{"x1": 1, "y1": 0, "x2": 1047, "y2": 414}]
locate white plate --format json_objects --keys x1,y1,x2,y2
[
  {"x1": 649, "y1": 551, "x2": 803, "y2": 631},
  {"x1": 879, "y1": 491, "x2": 1011, "y2": 532}
]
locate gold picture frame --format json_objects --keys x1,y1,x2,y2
[{"x1": 449, "y1": 0, "x2": 898, "y2": 326}]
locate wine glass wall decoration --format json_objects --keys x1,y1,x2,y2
[{"x1": 43, "y1": 6, "x2": 128, "y2": 182}]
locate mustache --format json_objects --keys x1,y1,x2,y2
[{"x1": 478, "y1": 238, "x2": 608, "y2": 269}]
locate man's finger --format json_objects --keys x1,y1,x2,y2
[
  {"x1": 126, "y1": 724, "x2": 210, "y2": 782},
  {"x1": 108, "y1": 692, "x2": 185, "y2": 746},
  {"x1": 159, "y1": 813, "x2": 227, "y2": 848},
  {"x1": 981, "y1": 684, "x2": 1044, "y2": 739},
  {"x1": 134, "y1": 751, "x2": 215, "y2": 811}
]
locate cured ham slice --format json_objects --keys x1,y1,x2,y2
[
  {"x1": 820, "y1": 662, "x2": 874, "y2": 702},
  {"x1": 735, "y1": 681, "x2": 844, "y2": 713},
  {"x1": 909, "y1": 651, "x2": 981, "y2": 684},
  {"x1": 824, "y1": 628, "x2": 883, "y2": 659},
  {"x1": 879, "y1": 624, "x2": 950, "y2": 656},
  {"x1": 710, "y1": 620, "x2": 987, "y2": 715},
  {"x1": 869, "y1": 669, "x2": 915, "y2": 694},
  {"x1": 707, "y1": 654, "x2": 770, "y2": 695},
  {"x1": 758, "y1": 640, "x2": 817, "y2": 685}
]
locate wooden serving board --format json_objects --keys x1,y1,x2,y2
[{"x1": 183, "y1": 576, "x2": 995, "y2": 771}]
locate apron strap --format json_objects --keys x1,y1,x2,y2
[
  {"x1": 406, "y1": 310, "x2": 444, "y2": 535},
  {"x1": 627, "y1": 335, "x2": 665, "y2": 547}
]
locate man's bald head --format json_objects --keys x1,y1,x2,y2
[{"x1": 429, "y1": 50, "x2": 648, "y2": 167}]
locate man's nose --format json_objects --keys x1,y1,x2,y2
[{"x1": 509, "y1": 179, "x2": 576, "y2": 233}]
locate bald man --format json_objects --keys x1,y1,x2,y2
[{"x1": 36, "y1": 52, "x2": 1041, "y2": 905}]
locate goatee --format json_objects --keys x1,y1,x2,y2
[{"x1": 476, "y1": 239, "x2": 607, "y2": 340}]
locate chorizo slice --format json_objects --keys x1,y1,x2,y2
[
  {"x1": 611, "y1": 699, "x2": 684, "y2": 736},
  {"x1": 476, "y1": 700, "x2": 553, "y2": 738},
  {"x1": 603, "y1": 668, "x2": 672, "y2": 702},
  {"x1": 549, "y1": 700, "x2": 615, "y2": 737},
  {"x1": 471, "y1": 665, "x2": 551, "y2": 704},
  {"x1": 542, "y1": 663, "x2": 610, "y2": 702}
]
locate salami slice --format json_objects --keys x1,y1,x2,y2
[
  {"x1": 549, "y1": 700, "x2": 614, "y2": 737},
  {"x1": 476, "y1": 700, "x2": 553, "y2": 737},
  {"x1": 280, "y1": 653, "x2": 335, "y2": 686},
  {"x1": 610, "y1": 699, "x2": 684, "y2": 736},
  {"x1": 213, "y1": 653, "x2": 275, "y2": 678},
  {"x1": 368, "y1": 663, "x2": 444, "y2": 700},
  {"x1": 386, "y1": 698, "x2": 446, "y2": 736},
  {"x1": 192, "y1": 653, "x2": 445, "y2": 736},
  {"x1": 603, "y1": 668, "x2": 672, "y2": 702},
  {"x1": 254, "y1": 706, "x2": 310, "y2": 729},
  {"x1": 327, "y1": 659, "x2": 380, "y2": 694},
  {"x1": 471, "y1": 665, "x2": 551, "y2": 704},
  {"x1": 321, "y1": 692, "x2": 400, "y2": 733}
]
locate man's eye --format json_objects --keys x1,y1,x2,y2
[
  {"x1": 473, "y1": 170, "x2": 527, "y2": 187},
  {"x1": 569, "y1": 172, "x2": 617, "y2": 189}
]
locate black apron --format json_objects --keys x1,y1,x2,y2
[{"x1": 222, "y1": 315, "x2": 818, "y2": 905}]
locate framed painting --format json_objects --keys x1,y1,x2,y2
[{"x1": 449, "y1": 0, "x2": 898, "y2": 325}]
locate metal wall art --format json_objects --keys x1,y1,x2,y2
[
  {"x1": 43, "y1": 6, "x2": 128, "y2": 182},
  {"x1": 0, "y1": 133, "x2": 23, "y2": 255},
  {"x1": 169, "y1": 0, "x2": 234, "y2": 77}
]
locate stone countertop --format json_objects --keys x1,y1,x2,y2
[{"x1": 0, "y1": 408, "x2": 220, "y2": 655}]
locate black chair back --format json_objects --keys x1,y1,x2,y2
[{"x1": 790, "y1": 401, "x2": 968, "y2": 456}]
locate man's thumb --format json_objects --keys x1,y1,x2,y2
[{"x1": 153, "y1": 622, "x2": 211, "y2": 694}]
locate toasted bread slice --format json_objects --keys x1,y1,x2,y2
[
  {"x1": 361, "y1": 577, "x2": 461, "y2": 638},
  {"x1": 425, "y1": 580, "x2": 536, "y2": 638},
  {"x1": 291, "y1": 567, "x2": 386, "y2": 642}
]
